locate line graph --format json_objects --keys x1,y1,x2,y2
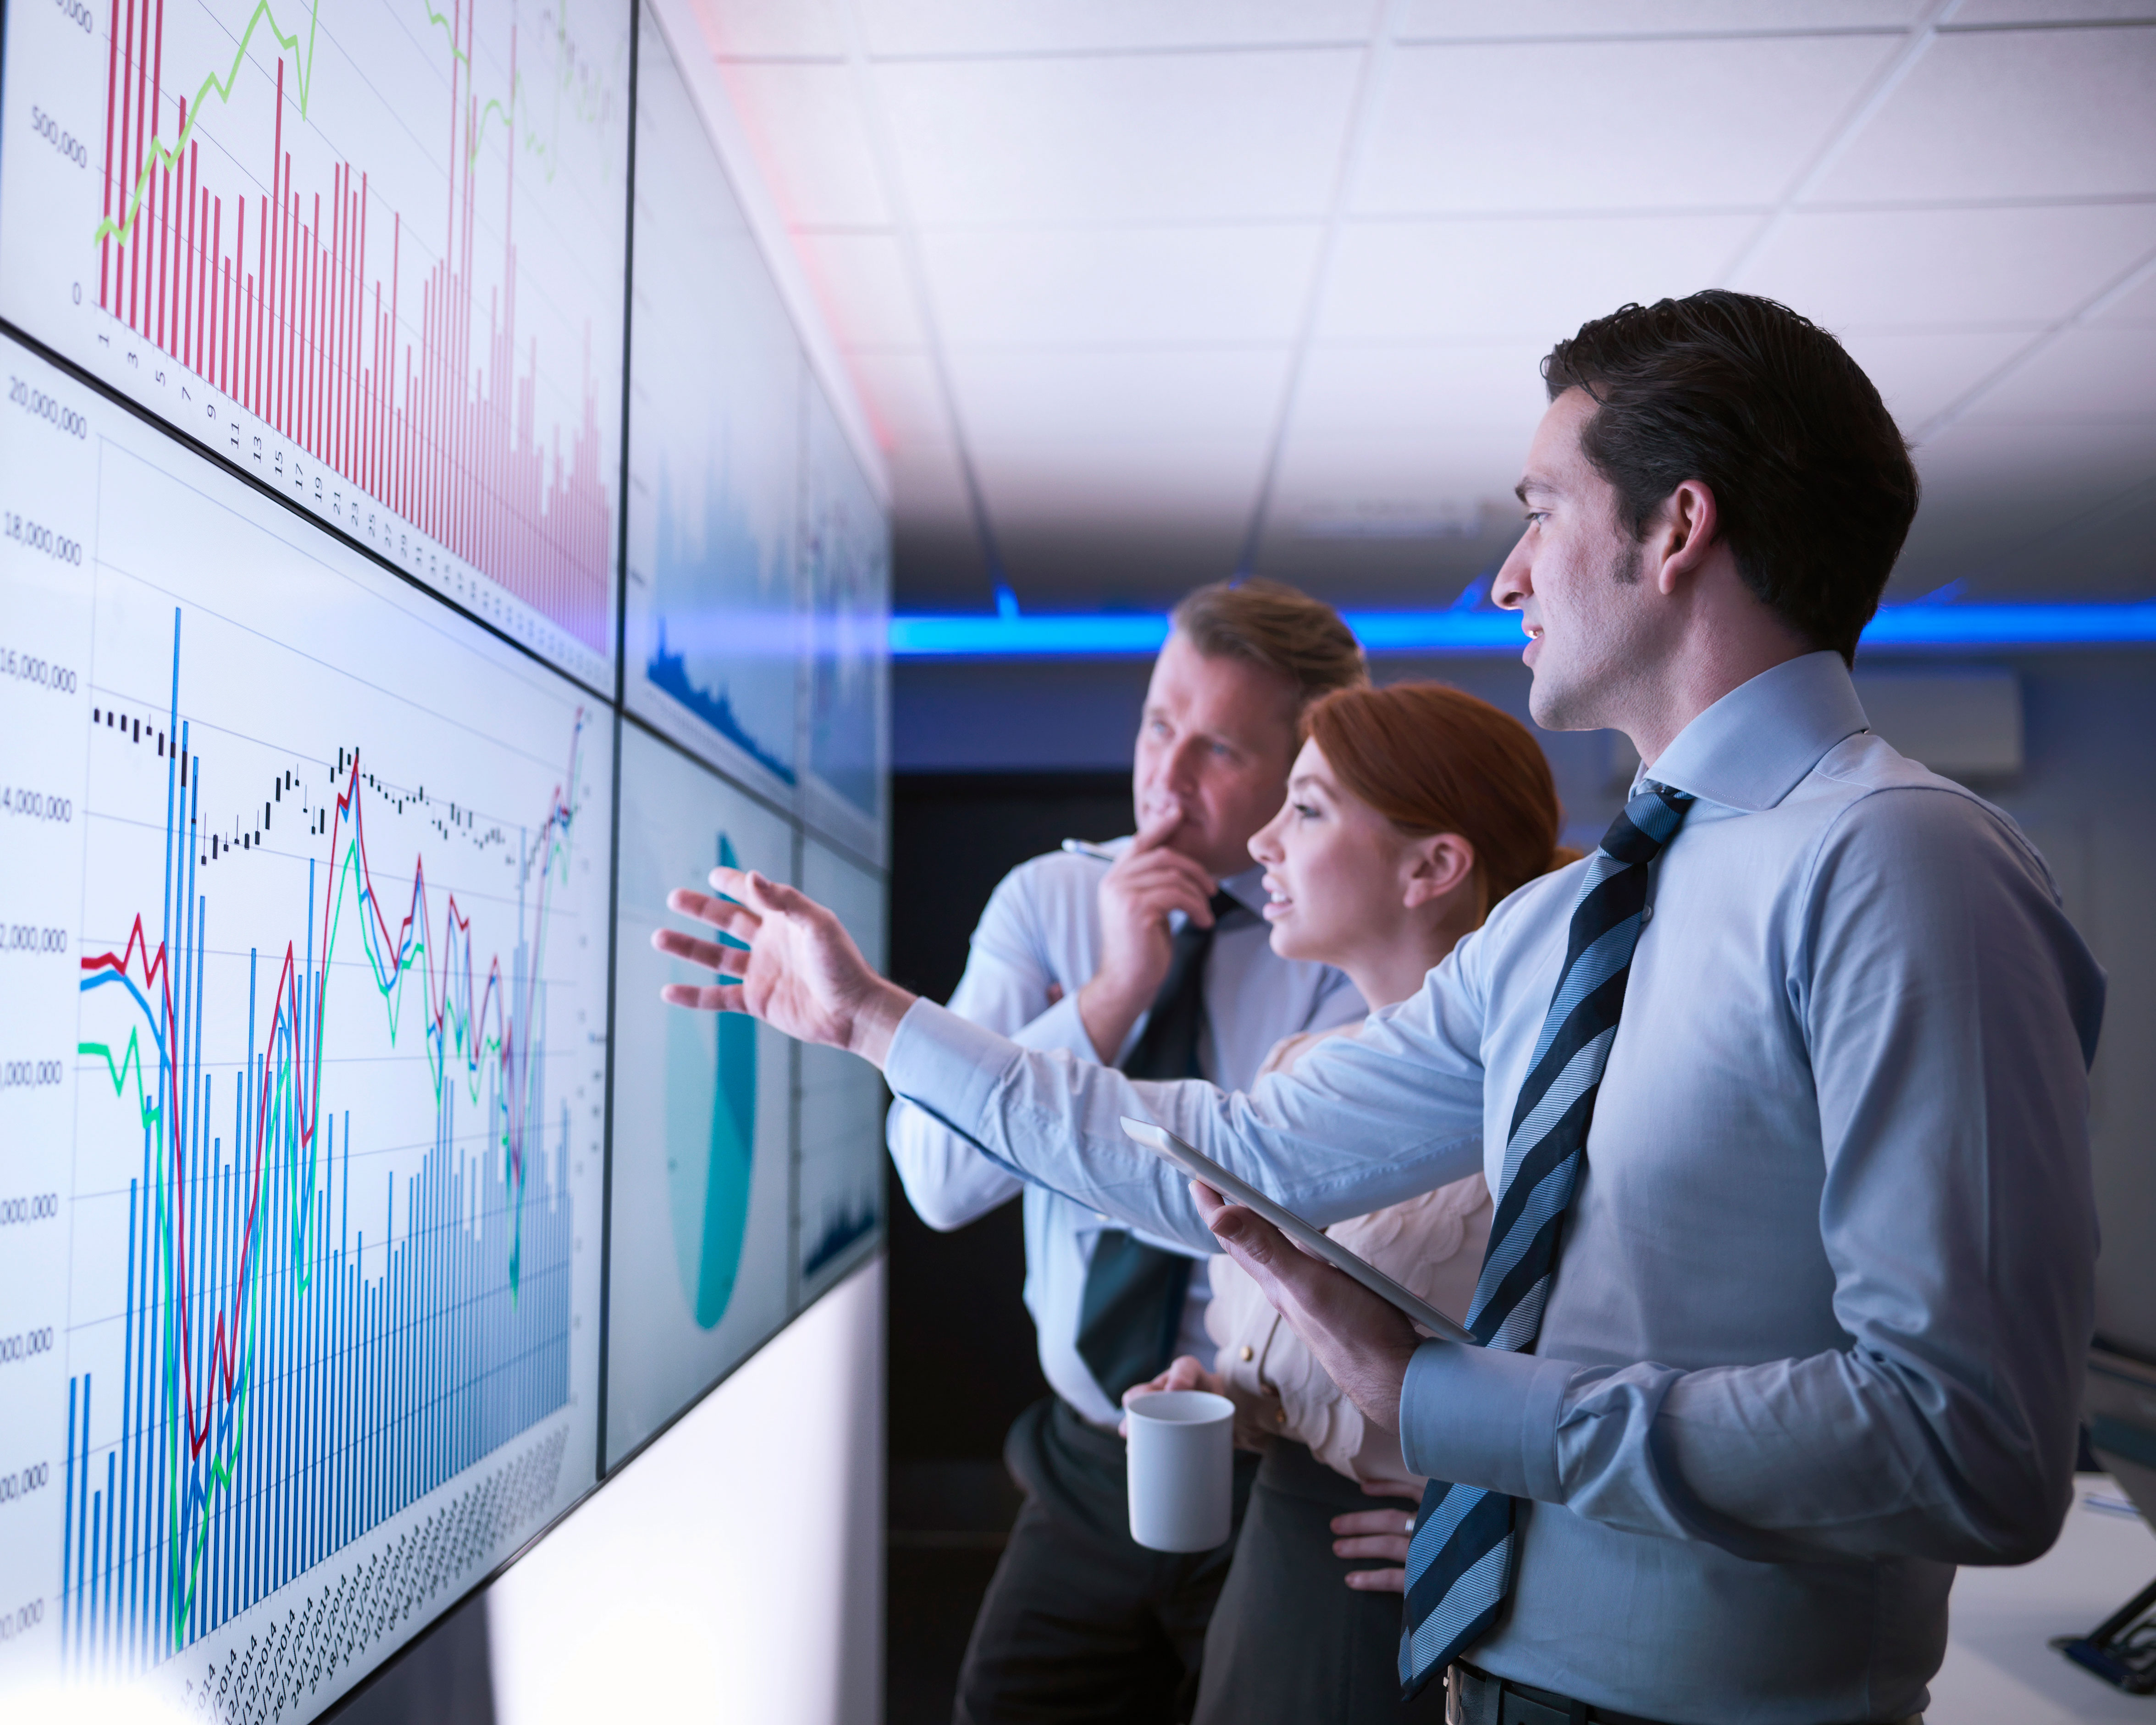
[
  {"x1": 0, "y1": 0, "x2": 630, "y2": 684},
  {"x1": 0, "y1": 336, "x2": 609, "y2": 1712},
  {"x1": 65, "y1": 619, "x2": 581, "y2": 1658}
]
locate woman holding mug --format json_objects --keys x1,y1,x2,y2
[{"x1": 1126, "y1": 680, "x2": 1580, "y2": 1725}]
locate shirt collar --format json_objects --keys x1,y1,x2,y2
[{"x1": 1640, "y1": 650, "x2": 1869, "y2": 813}]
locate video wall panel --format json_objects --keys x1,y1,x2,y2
[
  {"x1": 797, "y1": 837, "x2": 890, "y2": 1301},
  {"x1": 0, "y1": 0, "x2": 631, "y2": 688},
  {"x1": 604, "y1": 722, "x2": 796, "y2": 1470},
  {"x1": 801, "y1": 380, "x2": 893, "y2": 863},
  {"x1": 0, "y1": 0, "x2": 890, "y2": 1710},
  {"x1": 0, "y1": 332, "x2": 611, "y2": 1713},
  {"x1": 622, "y1": 6, "x2": 805, "y2": 805}
]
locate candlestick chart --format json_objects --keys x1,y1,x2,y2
[
  {"x1": 0, "y1": 338, "x2": 608, "y2": 1714},
  {"x1": 0, "y1": 0, "x2": 630, "y2": 686}
]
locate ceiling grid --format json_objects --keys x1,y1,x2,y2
[{"x1": 695, "y1": 0, "x2": 2156, "y2": 614}]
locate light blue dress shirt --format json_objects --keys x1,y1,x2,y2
[
  {"x1": 885, "y1": 843, "x2": 1362, "y2": 1427},
  {"x1": 882, "y1": 652, "x2": 2105, "y2": 1722}
]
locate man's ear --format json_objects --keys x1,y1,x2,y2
[
  {"x1": 1402, "y1": 833, "x2": 1476, "y2": 909},
  {"x1": 1648, "y1": 479, "x2": 1720, "y2": 597}
]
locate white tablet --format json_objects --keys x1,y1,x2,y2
[{"x1": 1120, "y1": 1116, "x2": 1475, "y2": 1346}]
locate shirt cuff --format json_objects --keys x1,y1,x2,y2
[
  {"x1": 1011, "y1": 991, "x2": 1100, "y2": 1060},
  {"x1": 886, "y1": 997, "x2": 1017, "y2": 1138},
  {"x1": 1399, "y1": 1341, "x2": 1572, "y2": 1503}
]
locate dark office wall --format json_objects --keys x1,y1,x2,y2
[{"x1": 886, "y1": 770, "x2": 1136, "y2": 1463}]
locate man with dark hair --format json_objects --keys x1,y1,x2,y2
[
  {"x1": 1539, "y1": 290, "x2": 1920, "y2": 661},
  {"x1": 658, "y1": 293, "x2": 2104, "y2": 1723},
  {"x1": 884, "y1": 579, "x2": 1367, "y2": 1722}
]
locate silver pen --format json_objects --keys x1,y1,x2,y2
[{"x1": 1059, "y1": 838, "x2": 1119, "y2": 863}]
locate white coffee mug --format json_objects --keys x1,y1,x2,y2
[{"x1": 1124, "y1": 1389, "x2": 1235, "y2": 1552}]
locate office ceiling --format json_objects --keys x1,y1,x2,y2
[{"x1": 691, "y1": 0, "x2": 2156, "y2": 615}]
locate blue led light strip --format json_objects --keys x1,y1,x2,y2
[{"x1": 890, "y1": 602, "x2": 2156, "y2": 658}]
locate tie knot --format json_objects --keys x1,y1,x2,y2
[{"x1": 1599, "y1": 779, "x2": 1694, "y2": 865}]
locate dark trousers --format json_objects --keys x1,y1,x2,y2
[
  {"x1": 1193, "y1": 1439, "x2": 1445, "y2": 1725},
  {"x1": 954, "y1": 1397, "x2": 1258, "y2": 1725}
]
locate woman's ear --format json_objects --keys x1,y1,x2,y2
[{"x1": 1401, "y1": 833, "x2": 1476, "y2": 910}]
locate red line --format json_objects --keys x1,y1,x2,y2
[
  {"x1": 101, "y1": 0, "x2": 122, "y2": 309},
  {"x1": 80, "y1": 749, "x2": 575, "y2": 1458}
]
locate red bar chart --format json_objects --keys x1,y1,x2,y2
[{"x1": 0, "y1": 0, "x2": 630, "y2": 686}]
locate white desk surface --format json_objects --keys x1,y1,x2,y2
[{"x1": 1930, "y1": 1476, "x2": 2156, "y2": 1721}]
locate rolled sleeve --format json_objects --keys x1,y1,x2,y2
[{"x1": 1401, "y1": 1341, "x2": 1571, "y2": 1503}]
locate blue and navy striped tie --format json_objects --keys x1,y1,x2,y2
[{"x1": 1399, "y1": 780, "x2": 1694, "y2": 1696}]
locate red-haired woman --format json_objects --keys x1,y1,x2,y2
[{"x1": 1126, "y1": 681, "x2": 1581, "y2": 1724}]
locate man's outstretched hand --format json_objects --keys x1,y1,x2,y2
[
  {"x1": 652, "y1": 866, "x2": 916, "y2": 1066},
  {"x1": 1190, "y1": 1180, "x2": 1423, "y2": 1436}
]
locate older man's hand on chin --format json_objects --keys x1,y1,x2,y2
[{"x1": 651, "y1": 865, "x2": 917, "y2": 1065}]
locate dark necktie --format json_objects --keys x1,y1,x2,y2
[
  {"x1": 1399, "y1": 782, "x2": 1693, "y2": 1696},
  {"x1": 1076, "y1": 888, "x2": 1246, "y2": 1406}
]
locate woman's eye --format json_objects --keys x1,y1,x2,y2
[{"x1": 1293, "y1": 803, "x2": 1319, "y2": 820}]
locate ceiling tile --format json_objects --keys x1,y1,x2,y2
[
  {"x1": 1268, "y1": 430, "x2": 1531, "y2": 527},
  {"x1": 714, "y1": 62, "x2": 890, "y2": 226},
  {"x1": 948, "y1": 347, "x2": 1292, "y2": 448},
  {"x1": 1398, "y1": 0, "x2": 1924, "y2": 36},
  {"x1": 2085, "y1": 254, "x2": 2156, "y2": 326},
  {"x1": 1962, "y1": 324, "x2": 2156, "y2": 422},
  {"x1": 952, "y1": 350, "x2": 1285, "y2": 527},
  {"x1": 1354, "y1": 34, "x2": 1896, "y2": 215},
  {"x1": 1809, "y1": 24, "x2": 2156, "y2": 204},
  {"x1": 791, "y1": 231, "x2": 928, "y2": 349},
  {"x1": 1731, "y1": 203, "x2": 2156, "y2": 331},
  {"x1": 1940, "y1": 0, "x2": 2156, "y2": 29},
  {"x1": 857, "y1": 0, "x2": 1377, "y2": 56},
  {"x1": 919, "y1": 225, "x2": 1324, "y2": 348},
  {"x1": 874, "y1": 50, "x2": 1363, "y2": 225},
  {"x1": 691, "y1": 0, "x2": 846, "y2": 58},
  {"x1": 1317, "y1": 213, "x2": 1758, "y2": 342},
  {"x1": 1835, "y1": 328, "x2": 2032, "y2": 431},
  {"x1": 1889, "y1": 414, "x2": 2156, "y2": 593},
  {"x1": 846, "y1": 350, "x2": 953, "y2": 444},
  {"x1": 1288, "y1": 340, "x2": 1551, "y2": 438}
]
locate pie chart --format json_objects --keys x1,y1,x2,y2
[{"x1": 666, "y1": 832, "x2": 757, "y2": 1330}]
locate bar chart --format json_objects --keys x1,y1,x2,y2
[
  {"x1": 0, "y1": 0, "x2": 630, "y2": 686},
  {"x1": 621, "y1": 4, "x2": 803, "y2": 797},
  {"x1": 0, "y1": 334, "x2": 608, "y2": 1712}
]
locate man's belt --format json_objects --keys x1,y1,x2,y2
[{"x1": 1446, "y1": 1663, "x2": 1921, "y2": 1725}]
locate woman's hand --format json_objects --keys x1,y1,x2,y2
[
  {"x1": 1117, "y1": 1355, "x2": 1230, "y2": 1437},
  {"x1": 1331, "y1": 1493, "x2": 1419, "y2": 1593},
  {"x1": 1125, "y1": 1354, "x2": 1228, "y2": 1403}
]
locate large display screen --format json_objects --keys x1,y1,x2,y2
[
  {"x1": 0, "y1": 0, "x2": 631, "y2": 689},
  {"x1": 0, "y1": 333, "x2": 611, "y2": 1713},
  {"x1": 0, "y1": 0, "x2": 889, "y2": 1708},
  {"x1": 603, "y1": 722, "x2": 795, "y2": 1471},
  {"x1": 622, "y1": 6, "x2": 803, "y2": 804}
]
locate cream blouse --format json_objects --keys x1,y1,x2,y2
[{"x1": 1205, "y1": 1024, "x2": 1493, "y2": 1498}]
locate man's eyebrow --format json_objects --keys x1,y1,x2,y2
[{"x1": 1516, "y1": 476, "x2": 1553, "y2": 505}]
